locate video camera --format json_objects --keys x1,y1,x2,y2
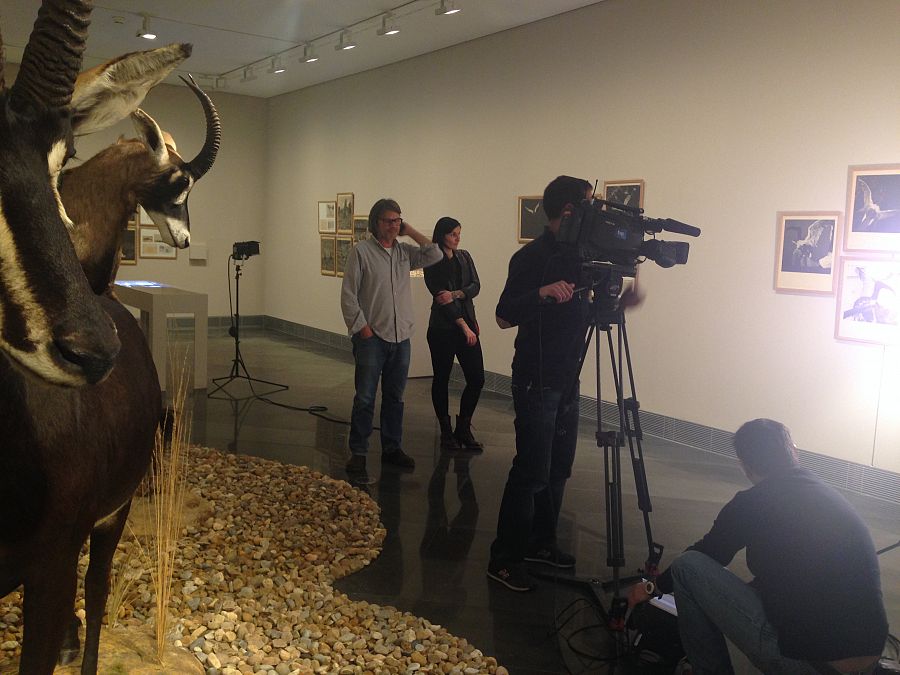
[{"x1": 558, "y1": 199, "x2": 700, "y2": 275}]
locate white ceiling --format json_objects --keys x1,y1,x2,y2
[{"x1": 2, "y1": 1, "x2": 602, "y2": 98}]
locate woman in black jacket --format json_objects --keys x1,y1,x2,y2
[{"x1": 424, "y1": 217, "x2": 485, "y2": 451}]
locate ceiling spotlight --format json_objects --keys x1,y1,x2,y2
[
  {"x1": 240, "y1": 67, "x2": 257, "y2": 83},
  {"x1": 267, "y1": 57, "x2": 285, "y2": 74},
  {"x1": 335, "y1": 30, "x2": 357, "y2": 51},
  {"x1": 435, "y1": 0, "x2": 461, "y2": 15},
  {"x1": 301, "y1": 43, "x2": 319, "y2": 63},
  {"x1": 136, "y1": 14, "x2": 157, "y2": 39},
  {"x1": 377, "y1": 13, "x2": 400, "y2": 36}
]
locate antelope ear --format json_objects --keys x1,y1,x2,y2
[
  {"x1": 131, "y1": 109, "x2": 169, "y2": 165},
  {"x1": 70, "y1": 43, "x2": 192, "y2": 136}
]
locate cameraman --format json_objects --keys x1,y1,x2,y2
[
  {"x1": 487, "y1": 175, "x2": 595, "y2": 591},
  {"x1": 628, "y1": 419, "x2": 887, "y2": 674}
]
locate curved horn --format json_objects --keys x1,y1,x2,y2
[
  {"x1": 180, "y1": 74, "x2": 221, "y2": 180},
  {"x1": 11, "y1": 0, "x2": 93, "y2": 111}
]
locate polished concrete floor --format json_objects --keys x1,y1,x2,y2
[{"x1": 188, "y1": 331, "x2": 900, "y2": 675}]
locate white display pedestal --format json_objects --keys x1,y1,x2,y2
[{"x1": 114, "y1": 282, "x2": 208, "y2": 391}]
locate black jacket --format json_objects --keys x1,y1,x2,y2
[{"x1": 424, "y1": 249, "x2": 480, "y2": 332}]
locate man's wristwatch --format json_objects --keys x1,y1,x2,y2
[{"x1": 644, "y1": 580, "x2": 658, "y2": 597}]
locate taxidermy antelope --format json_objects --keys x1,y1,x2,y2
[
  {"x1": 64, "y1": 69, "x2": 222, "y2": 295},
  {"x1": 0, "y1": 5, "x2": 176, "y2": 674}
]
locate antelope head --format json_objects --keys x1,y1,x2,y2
[
  {"x1": 131, "y1": 75, "x2": 221, "y2": 248},
  {"x1": 0, "y1": 0, "x2": 121, "y2": 386}
]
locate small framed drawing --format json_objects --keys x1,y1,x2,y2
[
  {"x1": 835, "y1": 257, "x2": 899, "y2": 344},
  {"x1": 844, "y1": 164, "x2": 900, "y2": 253},
  {"x1": 353, "y1": 215, "x2": 369, "y2": 242},
  {"x1": 320, "y1": 235, "x2": 336, "y2": 276},
  {"x1": 318, "y1": 200, "x2": 336, "y2": 234},
  {"x1": 518, "y1": 196, "x2": 549, "y2": 242},
  {"x1": 603, "y1": 179, "x2": 644, "y2": 210},
  {"x1": 335, "y1": 236, "x2": 353, "y2": 277},
  {"x1": 336, "y1": 192, "x2": 354, "y2": 234},
  {"x1": 773, "y1": 211, "x2": 840, "y2": 294},
  {"x1": 120, "y1": 225, "x2": 137, "y2": 266},
  {"x1": 139, "y1": 226, "x2": 176, "y2": 259}
]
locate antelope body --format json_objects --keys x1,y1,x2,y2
[{"x1": 0, "y1": 6, "x2": 198, "y2": 674}]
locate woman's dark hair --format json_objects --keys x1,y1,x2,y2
[
  {"x1": 368, "y1": 198, "x2": 401, "y2": 236},
  {"x1": 733, "y1": 418, "x2": 798, "y2": 476},
  {"x1": 543, "y1": 175, "x2": 592, "y2": 220},
  {"x1": 432, "y1": 216, "x2": 461, "y2": 245}
]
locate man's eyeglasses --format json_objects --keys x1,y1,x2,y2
[{"x1": 379, "y1": 217, "x2": 403, "y2": 226}]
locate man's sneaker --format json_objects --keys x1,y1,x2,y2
[
  {"x1": 524, "y1": 546, "x2": 576, "y2": 568},
  {"x1": 487, "y1": 563, "x2": 536, "y2": 592},
  {"x1": 346, "y1": 454, "x2": 367, "y2": 473},
  {"x1": 381, "y1": 448, "x2": 415, "y2": 469}
]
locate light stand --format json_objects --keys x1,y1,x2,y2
[
  {"x1": 208, "y1": 249, "x2": 288, "y2": 401},
  {"x1": 535, "y1": 263, "x2": 663, "y2": 649}
]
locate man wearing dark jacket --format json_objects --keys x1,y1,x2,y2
[{"x1": 629, "y1": 419, "x2": 887, "y2": 674}]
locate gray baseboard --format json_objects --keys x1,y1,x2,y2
[{"x1": 238, "y1": 315, "x2": 900, "y2": 505}]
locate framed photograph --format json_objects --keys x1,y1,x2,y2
[
  {"x1": 844, "y1": 164, "x2": 900, "y2": 253},
  {"x1": 120, "y1": 224, "x2": 137, "y2": 266},
  {"x1": 320, "y1": 235, "x2": 336, "y2": 276},
  {"x1": 603, "y1": 179, "x2": 644, "y2": 210},
  {"x1": 336, "y1": 192, "x2": 354, "y2": 234},
  {"x1": 318, "y1": 200, "x2": 336, "y2": 234},
  {"x1": 139, "y1": 226, "x2": 176, "y2": 259},
  {"x1": 773, "y1": 211, "x2": 840, "y2": 294},
  {"x1": 335, "y1": 236, "x2": 353, "y2": 278},
  {"x1": 353, "y1": 215, "x2": 369, "y2": 242},
  {"x1": 518, "y1": 196, "x2": 549, "y2": 242},
  {"x1": 835, "y1": 257, "x2": 899, "y2": 344}
]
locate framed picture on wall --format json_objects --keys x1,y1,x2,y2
[
  {"x1": 353, "y1": 215, "x2": 369, "y2": 242},
  {"x1": 603, "y1": 179, "x2": 644, "y2": 210},
  {"x1": 120, "y1": 224, "x2": 137, "y2": 266},
  {"x1": 844, "y1": 164, "x2": 900, "y2": 253},
  {"x1": 835, "y1": 257, "x2": 900, "y2": 344},
  {"x1": 318, "y1": 200, "x2": 336, "y2": 234},
  {"x1": 320, "y1": 235, "x2": 336, "y2": 276},
  {"x1": 518, "y1": 196, "x2": 549, "y2": 242},
  {"x1": 335, "y1": 236, "x2": 353, "y2": 277},
  {"x1": 336, "y1": 192, "x2": 354, "y2": 234},
  {"x1": 139, "y1": 226, "x2": 177, "y2": 259},
  {"x1": 773, "y1": 211, "x2": 840, "y2": 294}
]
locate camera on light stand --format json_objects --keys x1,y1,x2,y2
[{"x1": 208, "y1": 241, "x2": 288, "y2": 402}]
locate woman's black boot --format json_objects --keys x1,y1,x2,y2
[{"x1": 454, "y1": 415, "x2": 484, "y2": 452}]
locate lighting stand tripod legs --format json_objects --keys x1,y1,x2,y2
[{"x1": 208, "y1": 256, "x2": 289, "y2": 401}]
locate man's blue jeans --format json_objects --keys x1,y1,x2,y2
[
  {"x1": 671, "y1": 551, "x2": 820, "y2": 675},
  {"x1": 490, "y1": 376, "x2": 579, "y2": 565},
  {"x1": 349, "y1": 335, "x2": 410, "y2": 455}
]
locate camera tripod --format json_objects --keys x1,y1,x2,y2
[
  {"x1": 535, "y1": 263, "x2": 663, "y2": 633},
  {"x1": 208, "y1": 255, "x2": 288, "y2": 402}
]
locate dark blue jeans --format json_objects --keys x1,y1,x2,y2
[
  {"x1": 490, "y1": 375, "x2": 580, "y2": 566},
  {"x1": 349, "y1": 335, "x2": 410, "y2": 456}
]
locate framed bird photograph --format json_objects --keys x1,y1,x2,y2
[
  {"x1": 318, "y1": 200, "x2": 336, "y2": 234},
  {"x1": 773, "y1": 211, "x2": 840, "y2": 294},
  {"x1": 835, "y1": 257, "x2": 900, "y2": 344},
  {"x1": 353, "y1": 215, "x2": 369, "y2": 242},
  {"x1": 320, "y1": 235, "x2": 336, "y2": 276},
  {"x1": 336, "y1": 192, "x2": 354, "y2": 234},
  {"x1": 603, "y1": 179, "x2": 645, "y2": 210},
  {"x1": 518, "y1": 196, "x2": 550, "y2": 242},
  {"x1": 844, "y1": 164, "x2": 900, "y2": 253},
  {"x1": 335, "y1": 236, "x2": 353, "y2": 277}
]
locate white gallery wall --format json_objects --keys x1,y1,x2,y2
[{"x1": 263, "y1": 0, "x2": 900, "y2": 471}]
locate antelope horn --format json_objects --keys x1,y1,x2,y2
[
  {"x1": 180, "y1": 74, "x2": 221, "y2": 180},
  {"x1": 11, "y1": 0, "x2": 93, "y2": 111}
]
